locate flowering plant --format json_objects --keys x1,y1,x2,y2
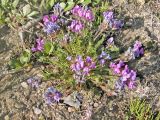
[{"x1": 9, "y1": 2, "x2": 146, "y2": 99}]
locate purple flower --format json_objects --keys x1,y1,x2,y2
[
  {"x1": 77, "y1": 8, "x2": 84, "y2": 17},
  {"x1": 44, "y1": 87, "x2": 62, "y2": 104},
  {"x1": 103, "y1": 11, "x2": 124, "y2": 30},
  {"x1": 134, "y1": 41, "x2": 142, "y2": 48},
  {"x1": 99, "y1": 51, "x2": 107, "y2": 58},
  {"x1": 115, "y1": 78, "x2": 125, "y2": 90},
  {"x1": 68, "y1": 20, "x2": 84, "y2": 33},
  {"x1": 133, "y1": 41, "x2": 144, "y2": 58},
  {"x1": 117, "y1": 60, "x2": 125, "y2": 68},
  {"x1": 83, "y1": 9, "x2": 94, "y2": 21},
  {"x1": 130, "y1": 70, "x2": 137, "y2": 81},
  {"x1": 103, "y1": 11, "x2": 114, "y2": 22},
  {"x1": 110, "y1": 62, "x2": 116, "y2": 68},
  {"x1": 121, "y1": 65, "x2": 130, "y2": 75},
  {"x1": 85, "y1": 56, "x2": 96, "y2": 69},
  {"x1": 83, "y1": 67, "x2": 90, "y2": 75},
  {"x1": 77, "y1": 56, "x2": 85, "y2": 68},
  {"x1": 114, "y1": 67, "x2": 121, "y2": 74},
  {"x1": 50, "y1": 14, "x2": 58, "y2": 22},
  {"x1": 27, "y1": 77, "x2": 41, "y2": 88},
  {"x1": 71, "y1": 5, "x2": 82, "y2": 15},
  {"x1": 31, "y1": 38, "x2": 44, "y2": 52},
  {"x1": 89, "y1": 62, "x2": 96, "y2": 69},
  {"x1": 70, "y1": 56, "x2": 96, "y2": 82},
  {"x1": 86, "y1": 56, "x2": 92, "y2": 63},
  {"x1": 54, "y1": 91, "x2": 62, "y2": 102},
  {"x1": 109, "y1": 19, "x2": 124, "y2": 30},
  {"x1": 71, "y1": 56, "x2": 84, "y2": 72},
  {"x1": 54, "y1": 3, "x2": 61, "y2": 9},
  {"x1": 110, "y1": 60, "x2": 125, "y2": 74},
  {"x1": 43, "y1": 15, "x2": 49, "y2": 23},
  {"x1": 127, "y1": 80, "x2": 136, "y2": 89},
  {"x1": 44, "y1": 21, "x2": 60, "y2": 34},
  {"x1": 71, "y1": 5, "x2": 94, "y2": 21},
  {"x1": 99, "y1": 51, "x2": 111, "y2": 66},
  {"x1": 110, "y1": 61, "x2": 137, "y2": 90},
  {"x1": 99, "y1": 51, "x2": 111, "y2": 59},
  {"x1": 99, "y1": 59, "x2": 106, "y2": 66},
  {"x1": 43, "y1": 14, "x2": 58, "y2": 24},
  {"x1": 107, "y1": 37, "x2": 114, "y2": 45}
]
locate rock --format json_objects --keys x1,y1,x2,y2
[
  {"x1": 68, "y1": 107, "x2": 75, "y2": 112},
  {"x1": 93, "y1": 103, "x2": 99, "y2": 108},
  {"x1": 21, "y1": 82, "x2": 28, "y2": 89},
  {"x1": 63, "y1": 92, "x2": 82, "y2": 109},
  {"x1": 33, "y1": 107, "x2": 42, "y2": 115},
  {"x1": 4, "y1": 115, "x2": 9, "y2": 120},
  {"x1": 14, "y1": 103, "x2": 24, "y2": 109}
]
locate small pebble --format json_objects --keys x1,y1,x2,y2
[
  {"x1": 68, "y1": 107, "x2": 75, "y2": 112},
  {"x1": 4, "y1": 115, "x2": 9, "y2": 120},
  {"x1": 21, "y1": 82, "x2": 28, "y2": 89},
  {"x1": 33, "y1": 107, "x2": 42, "y2": 115},
  {"x1": 93, "y1": 103, "x2": 99, "y2": 108}
]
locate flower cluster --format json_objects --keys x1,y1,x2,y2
[
  {"x1": 70, "y1": 56, "x2": 96, "y2": 76},
  {"x1": 43, "y1": 14, "x2": 58, "y2": 23},
  {"x1": 69, "y1": 56, "x2": 96, "y2": 83},
  {"x1": 43, "y1": 14, "x2": 60, "y2": 34},
  {"x1": 68, "y1": 20, "x2": 84, "y2": 33},
  {"x1": 133, "y1": 41, "x2": 144, "y2": 58},
  {"x1": 31, "y1": 38, "x2": 44, "y2": 52},
  {"x1": 27, "y1": 77, "x2": 41, "y2": 88},
  {"x1": 103, "y1": 11, "x2": 124, "y2": 30},
  {"x1": 44, "y1": 87, "x2": 62, "y2": 104},
  {"x1": 110, "y1": 60, "x2": 137, "y2": 89},
  {"x1": 71, "y1": 5, "x2": 94, "y2": 21},
  {"x1": 43, "y1": 21, "x2": 60, "y2": 34},
  {"x1": 98, "y1": 51, "x2": 111, "y2": 66},
  {"x1": 125, "y1": 41, "x2": 144, "y2": 60}
]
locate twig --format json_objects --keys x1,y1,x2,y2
[
  {"x1": 18, "y1": 16, "x2": 43, "y2": 49},
  {"x1": 93, "y1": 22, "x2": 108, "y2": 41}
]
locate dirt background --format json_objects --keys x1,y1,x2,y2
[{"x1": 0, "y1": 1, "x2": 160, "y2": 120}]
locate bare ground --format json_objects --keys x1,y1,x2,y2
[{"x1": 0, "y1": 1, "x2": 160, "y2": 120}]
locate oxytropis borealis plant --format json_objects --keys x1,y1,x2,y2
[
  {"x1": 110, "y1": 61, "x2": 137, "y2": 90},
  {"x1": 9, "y1": 1, "x2": 146, "y2": 107},
  {"x1": 69, "y1": 56, "x2": 96, "y2": 83}
]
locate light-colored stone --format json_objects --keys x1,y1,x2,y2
[
  {"x1": 4, "y1": 115, "x2": 9, "y2": 120},
  {"x1": 68, "y1": 107, "x2": 75, "y2": 112},
  {"x1": 21, "y1": 82, "x2": 28, "y2": 89},
  {"x1": 33, "y1": 107, "x2": 42, "y2": 115},
  {"x1": 93, "y1": 103, "x2": 99, "y2": 108}
]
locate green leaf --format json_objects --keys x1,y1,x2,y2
[
  {"x1": 40, "y1": 0, "x2": 45, "y2": 9},
  {"x1": 64, "y1": 1, "x2": 75, "y2": 11},
  {"x1": 27, "y1": 11, "x2": 39, "y2": 17},
  {"x1": 95, "y1": 35, "x2": 105, "y2": 49},
  {"x1": 110, "y1": 46, "x2": 120, "y2": 52},
  {"x1": 32, "y1": 0, "x2": 38, "y2": 4},
  {"x1": 82, "y1": 0, "x2": 91, "y2": 5},
  {"x1": 44, "y1": 42, "x2": 54, "y2": 55},
  {"x1": 22, "y1": 4, "x2": 31, "y2": 16},
  {"x1": 60, "y1": 2, "x2": 66, "y2": 9},
  {"x1": 49, "y1": 0, "x2": 55, "y2": 8},
  {"x1": 20, "y1": 49, "x2": 31, "y2": 64},
  {"x1": 93, "y1": 0, "x2": 100, "y2": 5},
  {"x1": 9, "y1": 59, "x2": 22, "y2": 70},
  {"x1": 1, "y1": 0, "x2": 9, "y2": 6},
  {"x1": 12, "y1": 0, "x2": 19, "y2": 8}
]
